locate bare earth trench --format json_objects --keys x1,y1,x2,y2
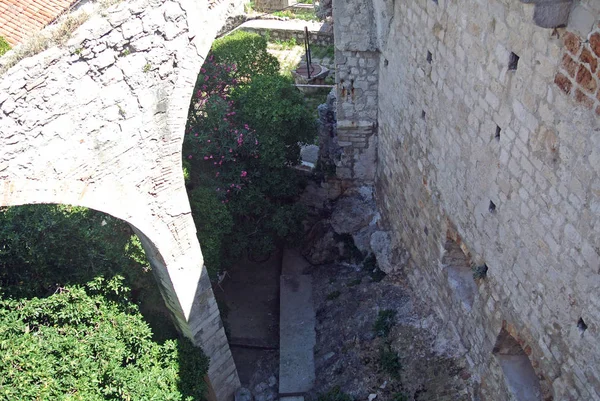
[
  {"x1": 220, "y1": 247, "x2": 476, "y2": 401},
  {"x1": 307, "y1": 262, "x2": 475, "y2": 401}
]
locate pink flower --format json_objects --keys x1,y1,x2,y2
[
  {"x1": 241, "y1": 171, "x2": 247, "y2": 177},
  {"x1": 204, "y1": 76, "x2": 209, "y2": 81},
  {"x1": 194, "y1": 133, "x2": 198, "y2": 137},
  {"x1": 229, "y1": 149, "x2": 233, "y2": 153},
  {"x1": 188, "y1": 155, "x2": 193, "y2": 159},
  {"x1": 207, "y1": 140, "x2": 211, "y2": 143},
  {"x1": 204, "y1": 156, "x2": 209, "y2": 160}
]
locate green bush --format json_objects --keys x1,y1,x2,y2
[
  {"x1": 188, "y1": 186, "x2": 234, "y2": 277},
  {"x1": 185, "y1": 34, "x2": 316, "y2": 270},
  {"x1": 0, "y1": 204, "x2": 147, "y2": 299},
  {"x1": 0, "y1": 36, "x2": 10, "y2": 57},
  {"x1": 233, "y1": 74, "x2": 316, "y2": 168},
  {"x1": 379, "y1": 345, "x2": 401, "y2": 378},
  {"x1": 0, "y1": 276, "x2": 208, "y2": 400},
  {"x1": 210, "y1": 31, "x2": 279, "y2": 80},
  {"x1": 373, "y1": 309, "x2": 396, "y2": 338}
]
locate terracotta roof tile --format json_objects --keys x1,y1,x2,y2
[{"x1": 0, "y1": 0, "x2": 79, "y2": 46}]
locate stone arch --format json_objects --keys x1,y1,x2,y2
[
  {"x1": 492, "y1": 328, "x2": 543, "y2": 401},
  {"x1": 0, "y1": 0, "x2": 245, "y2": 398}
]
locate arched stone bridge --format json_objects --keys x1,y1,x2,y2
[{"x1": 0, "y1": 0, "x2": 243, "y2": 399}]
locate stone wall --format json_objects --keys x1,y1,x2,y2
[
  {"x1": 0, "y1": 0, "x2": 244, "y2": 399},
  {"x1": 255, "y1": 0, "x2": 294, "y2": 12},
  {"x1": 334, "y1": 0, "x2": 600, "y2": 399},
  {"x1": 332, "y1": 0, "x2": 379, "y2": 182},
  {"x1": 240, "y1": 23, "x2": 333, "y2": 46}
]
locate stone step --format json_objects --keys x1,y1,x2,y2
[{"x1": 279, "y1": 248, "x2": 316, "y2": 395}]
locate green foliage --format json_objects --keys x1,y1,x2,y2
[
  {"x1": 310, "y1": 45, "x2": 335, "y2": 60},
  {"x1": 233, "y1": 74, "x2": 315, "y2": 167},
  {"x1": 326, "y1": 290, "x2": 341, "y2": 300},
  {"x1": 185, "y1": 32, "x2": 316, "y2": 271},
  {"x1": 379, "y1": 346, "x2": 401, "y2": 378},
  {"x1": 271, "y1": 8, "x2": 318, "y2": 21},
  {"x1": 188, "y1": 187, "x2": 234, "y2": 277},
  {"x1": 317, "y1": 387, "x2": 354, "y2": 401},
  {"x1": 0, "y1": 204, "x2": 147, "y2": 299},
  {"x1": 0, "y1": 276, "x2": 208, "y2": 400},
  {"x1": 272, "y1": 37, "x2": 297, "y2": 50},
  {"x1": 211, "y1": 31, "x2": 279, "y2": 81},
  {"x1": 392, "y1": 393, "x2": 409, "y2": 401},
  {"x1": 373, "y1": 309, "x2": 397, "y2": 338},
  {"x1": 0, "y1": 36, "x2": 10, "y2": 57}
]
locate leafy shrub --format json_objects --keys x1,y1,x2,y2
[
  {"x1": 0, "y1": 36, "x2": 10, "y2": 57},
  {"x1": 188, "y1": 186, "x2": 234, "y2": 277},
  {"x1": 0, "y1": 204, "x2": 179, "y2": 342},
  {"x1": 0, "y1": 205, "x2": 146, "y2": 299},
  {"x1": 232, "y1": 74, "x2": 316, "y2": 168},
  {"x1": 317, "y1": 386, "x2": 354, "y2": 401},
  {"x1": 185, "y1": 34, "x2": 316, "y2": 270},
  {"x1": 0, "y1": 276, "x2": 208, "y2": 400},
  {"x1": 210, "y1": 31, "x2": 279, "y2": 81},
  {"x1": 379, "y1": 345, "x2": 401, "y2": 378},
  {"x1": 373, "y1": 309, "x2": 396, "y2": 338},
  {"x1": 326, "y1": 290, "x2": 341, "y2": 300}
]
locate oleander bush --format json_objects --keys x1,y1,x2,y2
[{"x1": 185, "y1": 32, "x2": 315, "y2": 270}]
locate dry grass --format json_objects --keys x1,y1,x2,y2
[{"x1": 0, "y1": 10, "x2": 89, "y2": 75}]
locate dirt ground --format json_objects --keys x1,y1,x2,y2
[
  {"x1": 215, "y1": 250, "x2": 281, "y2": 393},
  {"x1": 307, "y1": 262, "x2": 476, "y2": 401}
]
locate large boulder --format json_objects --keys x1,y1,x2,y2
[
  {"x1": 330, "y1": 186, "x2": 376, "y2": 234},
  {"x1": 370, "y1": 230, "x2": 408, "y2": 274},
  {"x1": 303, "y1": 220, "x2": 343, "y2": 265}
]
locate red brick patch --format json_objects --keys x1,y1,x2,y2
[
  {"x1": 590, "y1": 33, "x2": 600, "y2": 58},
  {"x1": 562, "y1": 53, "x2": 578, "y2": 77},
  {"x1": 564, "y1": 32, "x2": 582, "y2": 56},
  {"x1": 576, "y1": 65, "x2": 597, "y2": 93},
  {"x1": 575, "y1": 89, "x2": 594, "y2": 109},
  {"x1": 554, "y1": 73, "x2": 572, "y2": 95},
  {"x1": 580, "y1": 48, "x2": 598, "y2": 73}
]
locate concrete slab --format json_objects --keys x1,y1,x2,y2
[
  {"x1": 279, "y1": 273, "x2": 316, "y2": 394},
  {"x1": 282, "y1": 248, "x2": 312, "y2": 275}
]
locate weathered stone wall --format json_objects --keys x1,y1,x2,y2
[
  {"x1": 332, "y1": 0, "x2": 379, "y2": 182},
  {"x1": 368, "y1": 0, "x2": 600, "y2": 399},
  {"x1": 255, "y1": 0, "x2": 294, "y2": 12},
  {"x1": 0, "y1": 0, "x2": 244, "y2": 399},
  {"x1": 240, "y1": 23, "x2": 333, "y2": 46}
]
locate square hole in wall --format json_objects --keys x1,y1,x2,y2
[
  {"x1": 421, "y1": 110, "x2": 426, "y2": 119},
  {"x1": 432, "y1": 0, "x2": 438, "y2": 4},
  {"x1": 508, "y1": 52, "x2": 520, "y2": 71},
  {"x1": 427, "y1": 51, "x2": 433, "y2": 64},
  {"x1": 495, "y1": 125, "x2": 501, "y2": 141},
  {"x1": 489, "y1": 201, "x2": 497, "y2": 213}
]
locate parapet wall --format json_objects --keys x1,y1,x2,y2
[{"x1": 335, "y1": 0, "x2": 600, "y2": 399}]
